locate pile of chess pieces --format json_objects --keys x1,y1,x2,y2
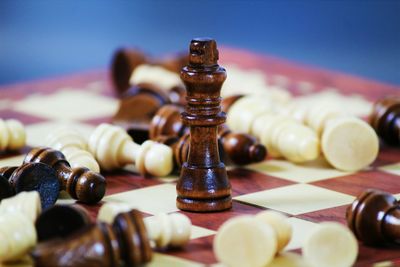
[{"x1": 0, "y1": 38, "x2": 399, "y2": 267}]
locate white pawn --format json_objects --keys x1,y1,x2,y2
[
  {"x1": 97, "y1": 203, "x2": 191, "y2": 248},
  {"x1": 130, "y1": 64, "x2": 184, "y2": 91},
  {"x1": 0, "y1": 211, "x2": 37, "y2": 262},
  {"x1": 0, "y1": 191, "x2": 41, "y2": 222},
  {"x1": 0, "y1": 119, "x2": 26, "y2": 151},
  {"x1": 88, "y1": 123, "x2": 173, "y2": 176},
  {"x1": 227, "y1": 95, "x2": 320, "y2": 163},
  {"x1": 303, "y1": 222, "x2": 358, "y2": 267},
  {"x1": 288, "y1": 102, "x2": 379, "y2": 171},
  {"x1": 46, "y1": 128, "x2": 100, "y2": 172},
  {"x1": 214, "y1": 210, "x2": 292, "y2": 267}
]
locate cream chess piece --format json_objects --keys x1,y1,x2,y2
[
  {"x1": 130, "y1": 64, "x2": 183, "y2": 91},
  {"x1": 46, "y1": 128, "x2": 100, "y2": 172},
  {"x1": 88, "y1": 123, "x2": 173, "y2": 176},
  {"x1": 0, "y1": 191, "x2": 41, "y2": 222},
  {"x1": 0, "y1": 119, "x2": 26, "y2": 151}
]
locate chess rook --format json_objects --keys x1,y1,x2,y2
[
  {"x1": 346, "y1": 189, "x2": 400, "y2": 246},
  {"x1": 24, "y1": 147, "x2": 105, "y2": 204},
  {"x1": 370, "y1": 96, "x2": 400, "y2": 146},
  {"x1": 177, "y1": 38, "x2": 232, "y2": 212},
  {"x1": 0, "y1": 163, "x2": 60, "y2": 209},
  {"x1": 0, "y1": 118, "x2": 26, "y2": 151},
  {"x1": 46, "y1": 128, "x2": 100, "y2": 172},
  {"x1": 88, "y1": 123, "x2": 173, "y2": 176},
  {"x1": 36, "y1": 205, "x2": 91, "y2": 242},
  {"x1": 32, "y1": 209, "x2": 152, "y2": 267}
]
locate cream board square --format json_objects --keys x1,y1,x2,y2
[
  {"x1": 147, "y1": 253, "x2": 203, "y2": 267},
  {"x1": 285, "y1": 217, "x2": 318, "y2": 251},
  {"x1": 25, "y1": 121, "x2": 95, "y2": 147},
  {"x1": 13, "y1": 90, "x2": 118, "y2": 121},
  {"x1": 379, "y1": 162, "x2": 400, "y2": 176},
  {"x1": 245, "y1": 157, "x2": 350, "y2": 183},
  {"x1": 234, "y1": 184, "x2": 355, "y2": 215},
  {"x1": 395, "y1": 193, "x2": 400, "y2": 200},
  {"x1": 0, "y1": 154, "x2": 25, "y2": 168},
  {"x1": 103, "y1": 183, "x2": 179, "y2": 215}
]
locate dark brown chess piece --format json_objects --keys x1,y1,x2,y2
[
  {"x1": 346, "y1": 189, "x2": 400, "y2": 246},
  {"x1": 24, "y1": 147, "x2": 106, "y2": 204},
  {"x1": 0, "y1": 174, "x2": 14, "y2": 200},
  {"x1": 0, "y1": 163, "x2": 60, "y2": 209},
  {"x1": 150, "y1": 105, "x2": 267, "y2": 166},
  {"x1": 370, "y1": 96, "x2": 400, "y2": 146},
  {"x1": 111, "y1": 48, "x2": 188, "y2": 96},
  {"x1": 221, "y1": 94, "x2": 244, "y2": 113},
  {"x1": 32, "y1": 209, "x2": 152, "y2": 267},
  {"x1": 36, "y1": 205, "x2": 92, "y2": 241},
  {"x1": 177, "y1": 38, "x2": 232, "y2": 212}
]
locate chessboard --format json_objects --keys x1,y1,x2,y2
[{"x1": 0, "y1": 47, "x2": 399, "y2": 267}]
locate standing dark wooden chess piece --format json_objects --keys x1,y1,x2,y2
[
  {"x1": 177, "y1": 38, "x2": 232, "y2": 212},
  {"x1": 346, "y1": 189, "x2": 400, "y2": 246}
]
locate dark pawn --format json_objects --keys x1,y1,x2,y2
[
  {"x1": 177, "y1": 38, "x2": 232, "y2": 212},
  {"x1": 24, "y1": 147, "x2": 106, "y2": 204},
  {"x1": 36, "y1": 205, "x2": 91, "y2": 242},
  {"x1": 369, "y1": 96, "x2": 400, "y2": 146},
  {"x1": 32, "y1": 209, "x2": 152, "y2": 267},
  {"x1": 346, "y1": 189, "x2": 400, "y2": 246},
  {"x1": 0, "y1": 174, "x2": 14, "y2": 200},
  {"x1": 0, "y1": 163, "x2": 60, "y2": 209},
  {"x1": 150, "y1": 105, "x2": 266, "y2": 165}
]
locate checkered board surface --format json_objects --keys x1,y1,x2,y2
[{"x1": 0, "y1": 47, "x2": 399, "y2": 267}]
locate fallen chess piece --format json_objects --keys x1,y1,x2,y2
[
  {"x1": 346, "y1": 189, "x2": 400, "y2": 246},
  {"x1": 88, "y1": 123, "x2": 173, "y2": 176},
  {"x1": 214, "y1": 210, "x2": 292, "y2": 267},
  {"x1": 35, "y1": 204, "x2": 91, "y2": 242},
  {"x1": 369, "y1": 96, "x2": 400, "y2": 146},
  {"x1": 98, "y1": 202, "x2": 192, "y2": 249},
  {"x1": 24, "y1": 147, "x2": 106, "y2": 204},
  {"x1": 225, "y1": 94, "x2": 320, "y2": 163},
  {"x1": 150, "y1": 105, "x2": 267, "y2": 166},
  {"x1": 302, "y1": 222, "x2": 358, "y2": 267},
  {"x1": 46, "y1": 128, "x2": 100, "y2": 172},
  {"x1": 32, "y1": 209, "x2": 152, "y2": 267},
  {"x1": 0, "y1": 210, "x2": 37, "y2": 263},
  {"x1": 0, "y1": 163, "x2": 60, "y2": 209},
  {"x1": 0, "y1": 191, "x2": 41, "y2": 222},
  {"x1": 0, "y1": 118, "x2": 26, "y2": 151}
]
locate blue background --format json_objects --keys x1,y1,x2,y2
[{"x1": 0, "y1": 0, "x2": 399, "y2": 86}]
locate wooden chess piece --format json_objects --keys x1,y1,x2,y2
[
  {"x1": 35, "y1": 204, "x2": 91, "y2": 242},
  {"x1": 177, "y1": 38, "x2": 232, "y2": 212},
  {"x1": 0, "y1": 174, "x2": 14, "y2": 200},
  {"x1": 0, "y1": 191, "x2": 41, "y2": 222},
  {"x1": 0, "y1": 118, "x2": 26, "y2": 151},
  {"x1": 346, "y1": 189, "x2": 400, "y2": 246},
  {"x1": 32, "y1": 209, "x2": 152, "y2": 267},
  {"x1": 24, "y1": 147, "x2": 106, "y2": 204},
  {"x1": 154, "y1": 133, "x2": 190, "y2": 169},
  {"x1": 150, "y1": 105, "x2": 266, "y2": 166},
  {"x1": 0, "y1": 163, "x2": 60, "y2": 209},
  {"x1": 370, "y1": 96, "x2": 400, "y2": 146}
]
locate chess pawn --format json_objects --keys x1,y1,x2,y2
[
  {"x1": 0, "y1": 163, "x2": 60, "y2": 209},
  {"x1": 0, "y1": 174, "x2": 14, "y2": 200},
  {"x1": 0, "y1": 211, "x2": 37, "y2": 262},
  {"x1": 214, "y1": 210, "x2": 292, "y2": 267},
  {"x1": 32, "y1": 209, "x2": 152, "y2": 267},
  {"x1": 293, "y1": 102, "x2": 379, "y2": 171},
  {"x1": 46, "y1": 128, "x2": 100, "y2": 172},
  {"x1": 88, "y1": 123, "x2": 173, "y2": 176},
  {"x1": 0, "y1": 118, "x2": 26, "y2": 151},
  {"x1": 24, "y1": 147, "x2": 106, "y2": 204},
  {"x1": 346, "y1": 189, "x2": 400, "y2": 246},
  {"x1": 369, "y1": 96, "x2": 400, "y2": 146},
  {"x1": 0, "y1": 191, "x2": 41, "y2": 222},
  {"x1": 303, "y1": 222, "x2": 358, "y2": 267},
  {"x1": 154, "y1": 134, "x2": 190, "y2": 169},
  {"x1": 35, "y1": 204, "x2": 91, "y2": 242},
  {"x1": 98, "y1": 202, "x2": 192, "y2": 248}
]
